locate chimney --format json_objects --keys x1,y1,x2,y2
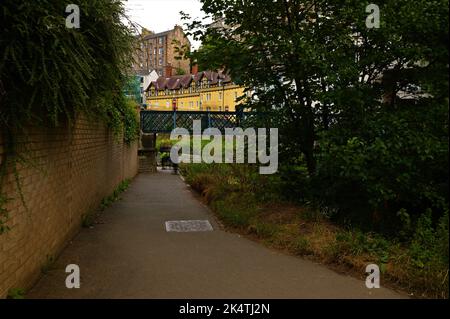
[
  {"x1": 165, "y1": 65, "x2": 173, "y2": 77},
  {"x1": 191, "y1": 64, "x2": 199, "y2": 75}
]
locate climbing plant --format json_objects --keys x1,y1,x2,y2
[{"x1": 0, "y1": 0, "x2": 139, "y2": 233}]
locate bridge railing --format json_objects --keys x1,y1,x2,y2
[{"x1": 140, "y1": 110, "x2": 250, "y2": 134}]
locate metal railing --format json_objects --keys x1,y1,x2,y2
[{"x1": 140, "y1": 110, "x2": 250, "y2": 133}]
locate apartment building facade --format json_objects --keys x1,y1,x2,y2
[
  {"x1": 145, "y1": 71, "x2": 247, "y2": 112},
  {"x1": 132, "y1": 25, "x2": 191, "y2": 77}
]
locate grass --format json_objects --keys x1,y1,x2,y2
[
  {"x1": 81, "y1": 178, "x2": 131, "y2": 228},
  {"x1": 179, "y1": 162, "x2": 449, "y2": 299},
  {"x1": 7, "y1": 288, "x2": 26, "y2": 299},
  {"x1": 155, "y1": 133, "x2": 248, "y2": 162},
  {"x1": 41, "y1": 254, "x2": 55, "y2": 274},
  {"x1": 81, "y1": 211, "x2": 97, "y2": 228},
  {"x1": 100, "y1": 179, "x2": 131, "y2": 211}
]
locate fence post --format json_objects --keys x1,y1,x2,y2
[
  {"x1": 207, "y1": 110, "x2": 211, "y2": 129},
  {"x1": 173, "y1": 110, "x2": 177, "y2": 131},
  {"x1": 236, "y1": 109, "x2": 242, "y2": 128}
]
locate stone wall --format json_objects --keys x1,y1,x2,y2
[{"x1": 0, "y1": 115, "x2": 138, "y2": 298}]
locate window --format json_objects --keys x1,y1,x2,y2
[
  {"x1": 159, "y1": 37, "x2": 164, "y2": 44},
  {"x1": 153, "y1": 48, "x2": 156, "y2": 55},
  {"x1": 159, "y1": 48, "x2": 163, "y2": 55},
  {"x1": 159, "y1": 58, "x2": 163, "y2": 66}
]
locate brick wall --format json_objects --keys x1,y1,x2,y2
[{"x1": 0, "y1": 115, "x2": 138, "y2": 298}]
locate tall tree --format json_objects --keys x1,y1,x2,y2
[{"x1": 182, "y1": 0, "x2": 448, "y2": 177}]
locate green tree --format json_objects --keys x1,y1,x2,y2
[
  {"x1": 182, "y1": 0, "x2": 448, "y2": 174},
  {"x1": 182, "y1": 0, "x2": 448, "y2": 226},
  {"x1": 0, "y1": 0, "x2": 135, "y2": 130},
  {"x1": 175, "y1": 67, "x2": 187, "y2": 75}
]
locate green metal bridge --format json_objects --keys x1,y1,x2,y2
[{"x1": 140, "y1": 110, "x2": 252, "y2": 134}]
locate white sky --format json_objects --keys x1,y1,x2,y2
[{"x1": 122, "y1": 0, "x2": 207, "y2": 49}]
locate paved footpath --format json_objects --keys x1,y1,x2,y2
[{"x1": 28, "y1": 171, "x2": 405, "y2": 299}]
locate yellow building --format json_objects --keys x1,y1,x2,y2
[{"x1": 145, "y1": 71, "x2": 246, "y2": 112}]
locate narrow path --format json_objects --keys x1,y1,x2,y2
[{"x1": 28, "y1": 171, "x2": 405, "y2": 298}]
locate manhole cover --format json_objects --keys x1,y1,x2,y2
[{"x1": 165, "y1": 220, "x2": 213, "y2": 232}]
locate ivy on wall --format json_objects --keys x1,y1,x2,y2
[{"x1": 0, "y1": 0, "x2": 140, "y2": 233}]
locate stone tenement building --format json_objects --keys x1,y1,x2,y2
[
  {"x1": 145, "y1": 71, "x2": 247, "y2": 112},
  {"x1": 132, "y1": 25, "x2": 191, "y2": 77}
]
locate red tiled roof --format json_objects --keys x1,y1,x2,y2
[{"x1": 146, "y1": 71, "x2": 234, "y2": 92}]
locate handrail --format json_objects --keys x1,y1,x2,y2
[{"x1": 140, "y1": 110, "x2": 246, "y2": 133}]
